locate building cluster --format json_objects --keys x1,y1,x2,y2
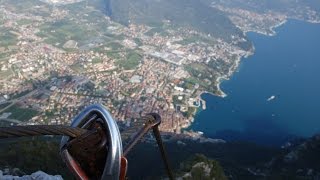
[{"x1": 0, "y1": 1, "x2": 249, "y2": 135}]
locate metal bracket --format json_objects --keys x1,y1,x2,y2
[{"x1": 60, "y1": 104, "x2": 123, "y2": 180}]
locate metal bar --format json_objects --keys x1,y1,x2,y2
[
  {"x1": 61, "y1": 149, "x2": 89, "y2": 180},
  {"x1": 153, "y1": 126, "x2": 174, "y2": 180},
  {"x1": 123, "y1": 114, "x2": 174, "y2": 179},
  {"x1": 123, "y1": 121, "x2": 153, "y2": 156}
]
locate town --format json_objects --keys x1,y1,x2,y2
[{"x1": 0, "y1": 0, "x2": 252, "y2": 135}]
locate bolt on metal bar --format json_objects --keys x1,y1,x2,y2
[
  {"x1": 123, "y1": 115, "x2": 155, "y2": 156},
  {"x1": 153, "y1": 126, "x2": 174, "y2": 180}
]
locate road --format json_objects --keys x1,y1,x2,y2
[
  {"x1": 0, "y1": 118, "x2": 22, "y2": 124},
  {"x1": 0, "y1": 89, "x2": 38, "y2": 114}
]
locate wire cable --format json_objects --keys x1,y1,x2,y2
[{"x1": 0, "y1": 125, "x2": 88, "y2": 139}]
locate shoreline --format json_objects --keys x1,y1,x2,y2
[
  {"x1": 185, "y1": 18, "x2": 320, "y2": 134},
  {"x1": 244, "y1": 19, "x2": 288, "y2": 37},
  {"x1": 203, "y1": 19, "x2": 288, "y2": 100},
  {"x1": 194, "y1": 45, "x2": 254, "y2": 114},
  {"x1": 188, "y1": 19, "x2": 281, "y2": 130},
  {"x1": 209, "y1": 18, "x2": 320, "y2": 100},
  {"x1": 244, "y1": 18, "x2": 320, "y2": 37},
  {"x1": 212, "y1": 19, "x2": 320, "y2": 99},
  {"x1": 205, "y1": 46, "x2": 255, "y2": 99}
]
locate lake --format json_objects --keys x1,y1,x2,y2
[{"x1": 191, "y1": 20, "x2": 320, "y2": 146}]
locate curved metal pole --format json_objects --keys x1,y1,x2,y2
[{"x1": 60, "y1": 104, "x2": 123, "y2": 180}]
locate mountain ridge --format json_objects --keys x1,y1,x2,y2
[{"x1": 103, "y1": 0, "x2": 246, "y2": 42}]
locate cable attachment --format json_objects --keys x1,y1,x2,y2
[
  {"x1": 60, "y1": 104, "x2": 124, "y2": 180},
  {"x1": 0, "y1": 104, "x2": 174, "y2": 179},
  {"x1": 60, "y1": 104, "x2": 174, "y2": 180}
]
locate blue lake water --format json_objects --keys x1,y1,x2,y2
[{"x1": 191, "y1": 20, "x2": 320, "y2": 145}]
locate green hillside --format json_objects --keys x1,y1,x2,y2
[{"x1": 105, "y1": 0, "x2": 245, "y2": 42}]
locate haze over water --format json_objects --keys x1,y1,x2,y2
[{"x1": 191, "y1": 20, "x2": 320, "y2": 145}]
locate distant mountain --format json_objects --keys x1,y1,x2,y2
[
  {"x1": 40, "y1": 0, "x2": 84, "y2": 5},
  {"x1": 0, "y1": 170, "x2": 62, "y2": 180},
  {"x1": 266, "y1": 134, "x2": 320, "y2": 179},
  {"x1": 210, "y1": 0, "x2": 320, "y2": 22},
  {"x1": 176, "y1": 154, "x2": 227, "y2": 180},
  {"x1": 1, "y1": 135, "x2": 320, "y2": 179},
  {"x1": 104, "y1": 0, "x2": 245, "y2": 42}
]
